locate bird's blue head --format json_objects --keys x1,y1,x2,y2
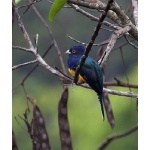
[{"x1": 65, "y1": 45, "x2": 85, "y2": 56}]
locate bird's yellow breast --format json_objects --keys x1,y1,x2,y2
[{"x1": 68, "y1": 68, "x2": 86, "y2": 83}]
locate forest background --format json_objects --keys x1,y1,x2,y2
[
  {"x1": 12, "y1": 0, "x2": 138, "y2": 150},
  {"x1": 1, "y1": 0, "x2": 147, "y2": 150}
]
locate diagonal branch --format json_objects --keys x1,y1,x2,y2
[
  {"x1": 73, "y1": 0, "x2": 114, "y2": 84},
  {"x1": 131, "y1": 0, "x2": 138, "y2": 29},
  {"x1": 98, "y1": 25, "x2": 131, "y2": 67},
  {"x1": 14, "y1": 5, "x2": 34, "y2": 50},
  {"x1": 124, "y1": 35, "x2": 138, "y2": 49},
  {"x1": 67, "y1": 35, "x2": 109, "y2": 46},
  {"x1": 28, "y1": 0, "x2": 67, "y2": 75},
  {"x1": 103, "y1": 88, "x2": 138, "y2": 98},
  {"x1": 97, "y1": 124, "x2": 138, "y2": 150},
  {"x1": 68, "y1": 0, "x2": 121, "y2": 24},
  {"x1": 14, "y1": 6, "x2": 69, "y2": 83},
  {"x1": 68, "y1": 0, "x2": 138, "y2": 40},
  {"x1": 69, "y1": 3, "x2": 121, "y2": 30},
  {"x1": 12, "y1": 60, "x2": 37, "y2": 70},
  {"x1": 12, "y1": 45, "x2": 33, "y2": 53}
]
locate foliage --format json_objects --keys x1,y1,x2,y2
[{"x1": 49, "y1": 0, "x2": 67, "y2": 21}]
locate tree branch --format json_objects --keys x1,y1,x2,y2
[
  {"x1": 73, "y1": 0, "x2": 114, "y2": 84},
  {"x1": 14, "y1": 7, "x2": 69, "y2": 83},
  {"x1": 68, "y1": 0, "x2": 138, "y2": 40},
  {"x1": 68, "y1": 3, "x2": 121, "y2": 30},
  {"x1": 104, "y1": 81, "x2": 138, "y2": 89},
  {"x1": 28, "y1": 0, "x2": 67, "y2": 75},
  {"x1": 103, "y1": 88, "x2": 138, "y2": 98},
  {"x1": 97, "y1": 124, "x2": 138, "y2": 150},
  {"x1": 67, "y1": 35, "x2": 109, "y2": 46},
  {"x1": 111, "y1": 1, "x2": 138, "y2": 40},
  {"x1": 12, "y1": 60, "x2": 37, "y2": 70},
  {"x1": 131, "y1": 0, "x2": 138, "y2": 29},
  {"x1": 14, "y1": 7, "x2": 34, "y2": 50},
  {"x1": 98, "y1": 25, "x2": 131, "y2": 67},
  {"x1": 124, "y1": 35, "x2": 138, "y2": 49},
  {"x1": 12, "y1": 45, "x2": 33, "y2": 53}
]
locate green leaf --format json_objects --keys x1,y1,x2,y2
[{"x1": 49, "y1": 0, "x2": 67, "y2": 21}]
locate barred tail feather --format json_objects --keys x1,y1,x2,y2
[{"x1": 98, "y1": 94, "x2": 105, "y2": 121}]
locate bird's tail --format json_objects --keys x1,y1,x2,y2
[{"x1": 98, "y1": 94, "x2": 105, "y2": 121}]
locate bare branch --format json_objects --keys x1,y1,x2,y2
[
  {"x1": 12, "y1": 60, "x2": 37, "y2": 70},
  {"x1": 67, "y1": 35, "x2": 109, "y2": 46},
  {"x1": 103, "y1": 87, "x2": 138, "y2": 98},
  {"x1": 131, "y1": 0, "x2": 138, "y2": 29},
  {"x1": 104, "y1": 78, "x2": 138, "y2": 88},
  {"x1": 28, "y1": 0, "x2": 67, "y2": 75},
  {"x1": 12, "y1": 42, "x2": 53, "y2": 94},
  {"x1": 12, "y1": 45, "x2": 33, "y2": 53},
  {"x1": 73, "y1": 0, "x2": 114, "y2": 84},
  {"x1": 97, "y1": 124, "x2": 138, "y2": 150},
  {"x1": 14, "y1": 7, "x2": 34, "y2": 50},
  {"x1": 124, "y1": 35, "x2": 138, "y2": 49},
  {"x1": 69, "y1": 2, "x2": 119, "y2": 31},
  {"x1": 111, "y1": 1, "x2": 138, "y2": 40},
  {"x1": 14, "y1": 6, "x2": 69, "y2": 86},
  {"x1": 112, "y1": 39, "x2": 135, "y2": 51},
  {"x1": 17, "y1": 0, "x2": 42, "y2": 9},
  {"x1": 68, "y1": 0, "x2": 138, "y2": 40},
  {"x1": 98, "y1": 25, "x2": 131, "y2": 66},
  {"x1": 68, "y1": 0, "x2": 121, "y2": 24},
  {"x1": 64, "y1": 82, "x2": 138, "y2": 98}
]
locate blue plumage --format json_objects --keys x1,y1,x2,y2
[{"x1": 66, "y1": 45, "x2": 104, "y2": 120}]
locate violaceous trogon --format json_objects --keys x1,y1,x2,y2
[{"x1": 66, "y1": 45, "x2": 104, "y2": 120}]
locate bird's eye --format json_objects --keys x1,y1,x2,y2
[{"x1": 72, "y1": 50, "x2": 76, "y2": 54}]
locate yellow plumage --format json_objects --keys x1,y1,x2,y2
[{"x1": 68, "y1": 68, "x2": 86, "y2": 83}]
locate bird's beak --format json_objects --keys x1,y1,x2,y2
[{"x1": 65, "y1": 50, "x2": 71, "y2": 54}]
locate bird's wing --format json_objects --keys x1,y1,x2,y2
[
  {"x1": 80, "y1": 60, "x2": 104, "y2": 120},
  {"x1": 80, "y1": 59, "x2": 102, "y2": 94}
]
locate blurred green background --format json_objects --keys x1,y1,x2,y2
[{"x1": 12, "y1": 0, "x2": 138, "y2": 149}]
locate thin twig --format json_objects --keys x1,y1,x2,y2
[
  {"x1": 14, "y1": 7, "x2": 34, "y2": 50},
  {"x1": 124, "y1": 35, "x2": 138, "y2": 49},
  {"x1": 119, "y1": 47, "x2": 131, "y2": 92},
  {"x1": 73, "y1": 0, "x2": 114, "y2": 84},
  {"x1": 131, "y1": 0, "x2": 138, "y2": 29},
  {"x1": 125, "y1": 3, "x2": 132, "y2": 14},
  {"x1": 12, "y1": 42, "x2": 54, "y2": 94},
  {"x1": 28, "y1": 0, "x2": 67, "y2": 75},
  {"x1": 17, "y1": 0, "x2": 42, "y2": 9},
  {"x1": 69, "y1": 3, "x2": 121, "y2": 30},
  {"x1": 47, "y1": 0, "x2": 71, "y2": 8},
  {"x1": 103, "y1": 87, "x2": 137, "y2": 98},
  {"x1": 67, "y1": 35, "x2": 109, "y2": 46},
  {"x1": 112, "y1": 39, "x2": 135, "y2": 51},
  {"x1": 97, "y1": 124, "x2": 138, "y2": 150},
  {"x1": 64, "y1": 82, "x2": 138, "y2": 98},
  {"x1": 68, "y1": 0, "x2": 138, "y2": 40},
  {"x1": 104, "y1": 81, "x2": 138, "y2": 88},
  {"x1": 111, "y1": 1, "x2": 138, "y2": 40},
  {"x1": 14, "y1": 6, "x2": 68, "y2": 83},
  {"x1": 12, "y1": 45, "x2": 33, "y2": 53},
  {"x1": 98, "y1": 25, "x2": 131, "y2": 67},
  {"x1": 12, "y1": 60, "x2": 37, "y2": 70}
]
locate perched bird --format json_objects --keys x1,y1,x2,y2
[{"x1": 66, "y1": 45, "x2": 104, "y2": 120}]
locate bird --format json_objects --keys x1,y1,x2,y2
[{"x1": 65, "y1": 45, "x2": 104, "y2": 120}]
